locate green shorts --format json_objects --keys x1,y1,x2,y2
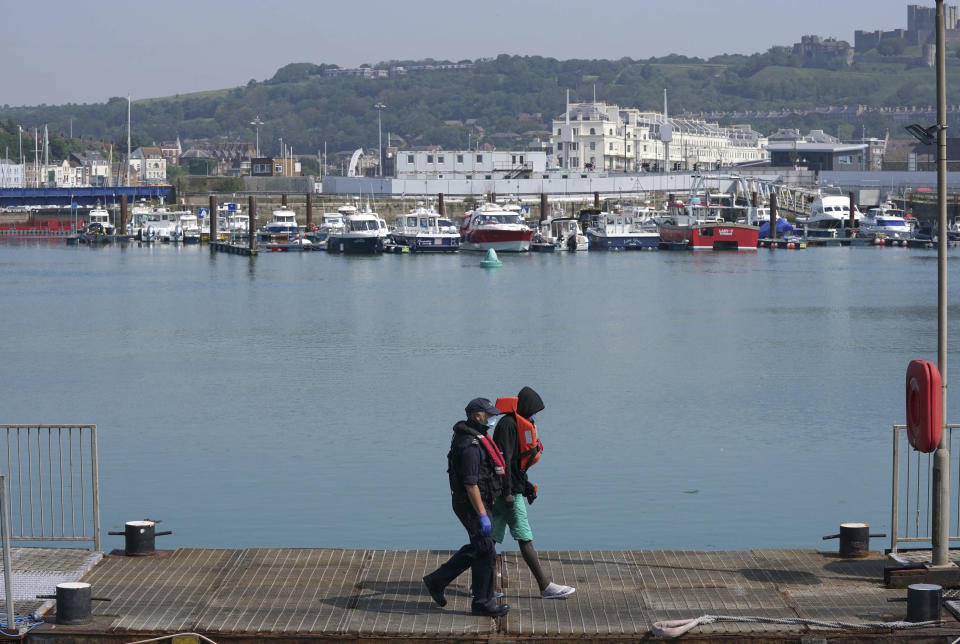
[{"x1": 491, "y1": 495, "x2": 534, "y2": 543}]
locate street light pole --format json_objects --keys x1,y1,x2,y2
[
  {"x1": 375, "y1": 103, "x2": 386, "y2": 177},
  {"x1": 250, "y1": 116, "x2": 264, "y2": 157}
]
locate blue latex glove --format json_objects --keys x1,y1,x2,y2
[{"x1": 478, "y1": 514, "x2": 492, "y2": 536}]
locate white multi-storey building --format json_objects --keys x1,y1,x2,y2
[
  {"x1": 548, "y1": 100, "x2": 767, "y2": 173},
  {"x1": 0, "y1": 159, "x2": 25, "y2": 188},
  {"x1": 129, "y1": 147, "x2": 167, "y2": 185},
  {"x1": 395, "y1": 150, "x2": 546, "y2": 179}
]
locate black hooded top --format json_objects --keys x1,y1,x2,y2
[{"x1": 492, "y1": 386, "x2": 544, "y2": 496}]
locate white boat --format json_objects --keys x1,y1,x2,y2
[
  {"x1": 326, "y1": 205, "x2": 383, "y2": 254},
  {"x1": 539, "y1": 213, "x2": 587, "y2": 251},
  {"x1": 739, "y1": 206, "x2": 771, "y2": 226},
  {"x1": 804, "y1": 193, "x2": 860, "y2": 237},
  {"x1": 320, "y1": 212, "x2": 346, "y2": 236},
  {"x1": 584, "y1": 207, "x2": 659, "y2": 250},
  {"x1": 87, "y1": 204, "x2": 115, "y2": 236},
  {"x1": 438, "y1": 217, "x2": 458, "y2": 235},
  {"x1": 179, "y1": 211, "x2": 201, "y2": 243},
  {"x1": 143, "y1": 206, "x2": 186, "y2": 242},
  {"x1": 127, "y1": 200, "x2": 153, "y2": 239},
  {"x1": 216, "y1": 203, "x2": 248, "y2": 240},
  {"x1": 391, "y1": 204, "x2": 460, "y2": 252},
  {"x1": 858, "y1": 202, "x2": 912, "y2": 240},
  {"x1": 261, "y1": 205, "x2": 300, "y2": 237},
  {"x1": 459, "y1": 202, "x2": 533, "y2": 252}
]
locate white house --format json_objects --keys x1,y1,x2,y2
[
  {"x1": 0, "y1": 159, "x2": 25, "y2": 188},
  {"x1": 548, "y1": 100, "x2": 767, "y2": 173},
  {"x1": 128, "y1": 146, "x2": 168, "y2": 185}
]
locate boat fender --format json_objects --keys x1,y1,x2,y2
[{"x1": 906, "y1": 359, "x2": 942, "y2": 453}]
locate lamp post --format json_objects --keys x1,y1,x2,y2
[
  {"x1": 250, "y1": 116, "x2": 264, "y2": 157},
  {"x1": 375, "y1": 103, "x2": 386, "y2": 177}
]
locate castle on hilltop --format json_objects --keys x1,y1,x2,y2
[{"x1": 855, "y1": 3, "x2": 960, "y2": 63}]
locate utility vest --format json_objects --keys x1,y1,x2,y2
[
  {"x1": 495, "y1": 397, "x2": 544, "y2": 471},
  {"x1": 448, "y1": 423, "x2": 505, "y2": 506}
]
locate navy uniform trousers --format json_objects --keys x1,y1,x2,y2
[{"x1": 425, "y1": 499, "x2": 496, "y2": 608}]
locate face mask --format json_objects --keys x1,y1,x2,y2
[{"x1": 487, "y1": 416, "x2": 498, "y2": 429}]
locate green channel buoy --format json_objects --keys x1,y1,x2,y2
[{"x1": 480, "y1": 248, "x2": 502, "y2": 268}]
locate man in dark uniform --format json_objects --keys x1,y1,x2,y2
[{"x1": 423, "y1": 398, "x2": 510, "y2": 617}]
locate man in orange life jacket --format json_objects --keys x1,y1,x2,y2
[
  {"x1": 492, "y1": 386, "x2": 576, "y2": 599},
  {"x1": 423, "y1": 398, "x2": 510, "y2": 618}
]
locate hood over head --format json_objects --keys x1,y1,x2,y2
[{"x1": 516, "y1": 386, "x2": 544, "y2": 419}]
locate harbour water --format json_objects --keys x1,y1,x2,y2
[{"x1": 1, "y1": 239, "x2": 959, "y2": 553}]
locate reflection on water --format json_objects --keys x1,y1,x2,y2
[{"x1": 1, "y1": 240, "x2": 959, "y2": 551}]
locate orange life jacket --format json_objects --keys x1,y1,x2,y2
[{"x1": 495, "y1": 397, "x2": 543, "y2": 470}]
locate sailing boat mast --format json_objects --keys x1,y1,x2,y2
[
  {"x1": 33, "y1": 128, "x2": 39, "y2": 188},
  {"x1": 126, "y1": 95, "x2": 132, "y2": 186}
]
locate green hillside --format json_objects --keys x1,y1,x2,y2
[{"x1": 2, "y1": 49, "x2": 960, "y2": 163}]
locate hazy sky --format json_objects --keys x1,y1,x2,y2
[{"x1": 2, "y1": 0, "x2": 910, "y2": 106}]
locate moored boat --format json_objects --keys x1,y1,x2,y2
[
  {"x1": 87, "y1": 204, "x2": 115, "y2": 236},
  {"x1": 858, "y1": 202, "x2": 912, "y2": 241},
  {"x1": 540, "y1": 211, "x2": 587, "y2": 251},
  {"x1": 584, "y1": 207, "x2": 659, "y2": 250},
  {"x1": 803, "y1": 192, "x2": 860, "y2": 238},
  {"x1": 390, "y1": 204, "x2": 460, "y2": 252},
  {"x1": 326, "y1": 205, "x2": 383, "y2": 254},
  {"x1": 143, "y1": 206, "x2": 185, "y2": 242},
  {"x1": 261, "y1": 205, "x2": 300, "y2": 239},
  {"x1": 659, "y1": 199, "x2": 758, "y2": 250},
  {"x1": 459, "y1": 202, "x2": 533, "y2": 252}
]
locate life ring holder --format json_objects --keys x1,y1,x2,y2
[{"x1": 906, "y1": 359, "x2": 942, "y2": 453}]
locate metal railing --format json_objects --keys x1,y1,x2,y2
[
  {"x1": 0, "y1": 426, "x2": 100, "y2": 550},
  {"x1": 0, "y1": 475, "x2": 15, "y2": 632},
  {"x1": 890, "y1": 424, "x2": 960, "y2": 552}
]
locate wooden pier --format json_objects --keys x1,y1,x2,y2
[
  {"x1": 210, "y1": 241, "x2": 257, "y2": 256},
  {"x1": 12, "y1": 547, "x2": 960, "y2": 642}
]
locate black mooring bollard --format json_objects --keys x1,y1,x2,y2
[
  {"x1": 822, "y1": 522, "x2": 886, "y2": 558},
  {"x1": 108, "y1": 520, "x2": 172, "y2": 556},
  {"x1": 907, "y1": 583, "x2": 942, "y2": 622},
  {"x1": 36, "y1": 582, "x2": 111, "y2": 625}
]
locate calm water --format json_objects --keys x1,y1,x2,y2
[{"x1": 1, "y1": 239, "x2": 959, "y2": 553}]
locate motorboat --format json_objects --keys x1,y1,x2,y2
[
  {"x1": 261, "y1": 205, "x2": 300, "y2": 238},
  {"x1": 804, "y1": 193, "x2": 860, "y2": 238},
  {"x1": 438, "y1": 218, "x2": 458, "y2": 235},
  {"x1": 539, "y1": 215, "x2": 587, "y2": 251},
  {"x1": 306, "y1": 211, "x2": 346, "y2": 247},
  {"x1": 459, "y1": 202, "x2": 533, "y2": 252},
  {"x1": 78, "y1": 221, "x2": 110, "y2": 244},
  {"x1": 584, "y1": 207, "x2": 659, "y2": 250},
  {"x1": 390, "y1": 204, "x2": 460, "y2": 252},
  {"x1": 739, "y1": 206, "x2": 771, "y2": 226},
  {"x1": 179, "y1": 210, "x2": 201, "y2": 243},
  {"x1": 217, "y1": 203, "x2": 248, "y2": 240},
  {"x1": 143, "y1": 206, "x2": 185, "y2": 242},
  {"x1": 87, "y1": 204, "x2": 115, "y2": 236},
  {"x1": 127, "y1": 200, "x2": 153, "y2": 240},
  {"x1": 858, "y1": 202, "x2": 912, "y2": 240},
  {"x1": 326, "y1": 205, "x2": 383, "y2": 254}
]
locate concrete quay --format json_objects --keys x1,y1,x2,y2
[{"x1": 8, "y1": 546, "x2": 960, "y2": 642}]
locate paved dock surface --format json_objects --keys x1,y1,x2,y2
[{"x1": 15, "y1": 547, "x2": 960, "y2": 641}]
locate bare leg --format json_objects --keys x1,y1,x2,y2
[{"x1": 519, "y1": 540, "x2": 549, "y2": 592}]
